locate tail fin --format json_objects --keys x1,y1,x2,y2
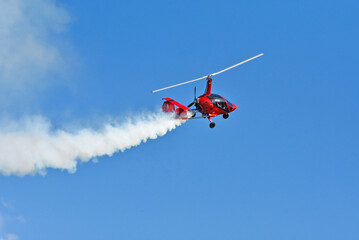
[{"x1": 162, "y1": 98, "x2": 190, "y2": 119}]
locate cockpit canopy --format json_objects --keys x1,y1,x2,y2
[{"x1": 207, "y1": 94, "x2": 233, "y2": 112}]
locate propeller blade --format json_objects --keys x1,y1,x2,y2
[
  {"x1": 187, "y1": 87, "x2": 197, "y2": 108},
  {"x1": 187, "y1": 102, "x2": 195, "y2": 107},
  {"x1": 151, "y1": 53, "x2": 264, "y2": 93}
]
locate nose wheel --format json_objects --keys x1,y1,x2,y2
[
  {"x1": 208, "y1": 117, "x2": 216, "y2": 128},
  {"x1": 223, "y1": 113, "x2": 229, "y2": 119}
]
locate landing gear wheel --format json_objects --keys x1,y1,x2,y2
[
  {"x1": 223, "y1": 113, "x2": 229, "y2": 119},
  {"x1": 209, "y1": 122, "x2": 216, "y2": 128}
]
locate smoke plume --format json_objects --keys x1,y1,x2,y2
[
  {"x1": 0, "y1": 0, "x2": 184, "y2": 177},
  {"x1": 0, "y1": 112, "x2": 185, "y2": 176},
  {"x1": 0, "y1": 0, "x2": 71, "y2": 86}
]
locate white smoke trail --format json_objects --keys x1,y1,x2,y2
[{"x1": 0, "y1": 112, "x2": 185, "y2": 176}]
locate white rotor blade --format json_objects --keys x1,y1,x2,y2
[
  {"x1": 211, "y1": 53, "x2": 264, "y2": 76},
  {"x1": 151, "y1": 75, "x2": 208, "y2": 93},
  {"x1": 151, "y1": 53, "x2": 263, "y2": 93}
]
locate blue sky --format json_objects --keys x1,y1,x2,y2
[{"x1": 0, "y1": 0, "x2": 358, "y2": 239}]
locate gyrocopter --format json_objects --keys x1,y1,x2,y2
[{"x1": 152, "y1": 53, "x2": 264, "y2": 128}]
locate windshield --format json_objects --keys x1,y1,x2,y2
[{"x1": 208, "y1": 94, "x2": 229, "y2": 112}]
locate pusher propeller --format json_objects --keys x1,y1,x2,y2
[{"x1": 187, "y1": 87, "x2": 197, "y2": 108}]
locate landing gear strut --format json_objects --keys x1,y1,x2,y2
[
  {"x1": 223, "y1": 113, "x2": 229, "y2": 119},
  {"x1": 208, "y1": 117, "x2": 216, "y2": 128}
]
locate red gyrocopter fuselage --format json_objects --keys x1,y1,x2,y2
[
  {"x1": 161, "y1": 76, "x2": 237, "y2": 128},
  {"x1": 153, "y1": 53, "x2": 263, "y2": 128}
]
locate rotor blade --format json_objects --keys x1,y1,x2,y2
[
  {"x1": 211, "y1": 53, "x2": 264, "y2": 76},
  {"x1": 152, "y1": 75, "x2": 207, "y2": 93},
  {"x1": 151, "y1": 53, "x2": 264, "y2": 93}
]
